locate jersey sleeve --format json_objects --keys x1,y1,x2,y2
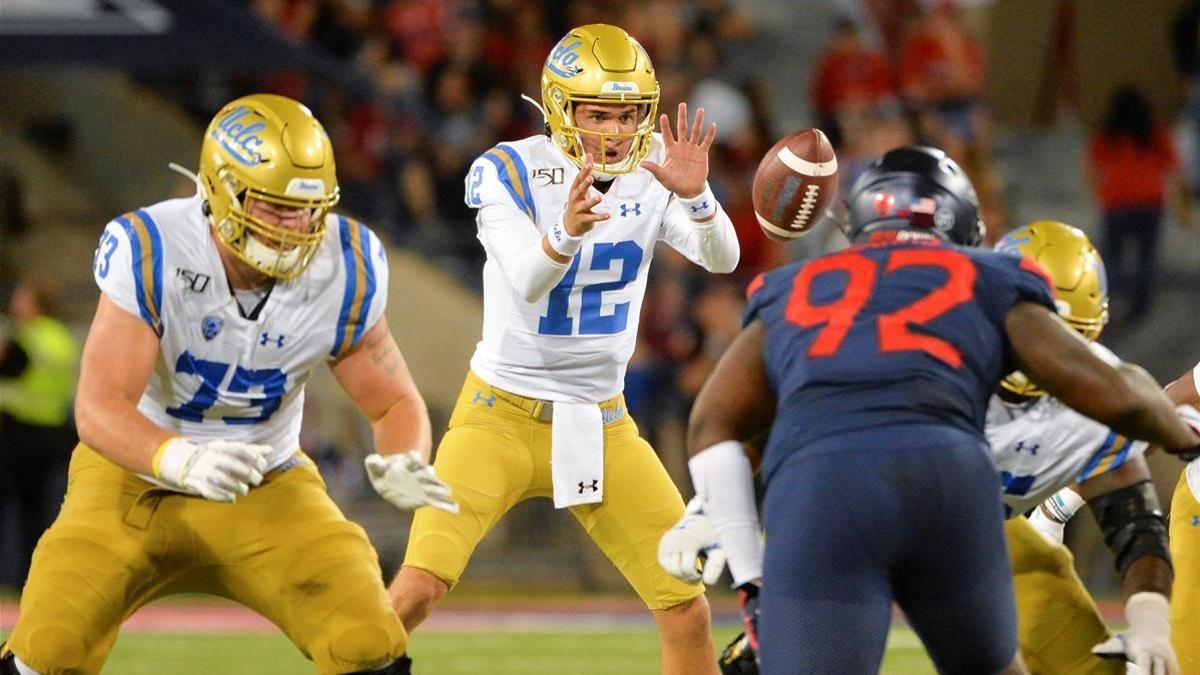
[
  {"x1": 329, "y1": 216, "x2": 389, "y2": 359},
  {"x1": 742, "y1": 265, "x2": 794, "y2": 327},
  {"x1": 464, "y1": 143, "x2": 538, "y2": 221},
  {"x1": 92, "y1": 210, "x2": 165, "y2": 336}
]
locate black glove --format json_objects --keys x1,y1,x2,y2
[{"x1": 718, "y1": 631, "x2": 760, "y2": 675}]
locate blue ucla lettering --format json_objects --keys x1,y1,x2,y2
[
  {"x1": 212, "y1": 106, "x2": 266, "y2": 166},
  {"x1": 546, "y1": 39, "x2": 583, "y2": 78}
]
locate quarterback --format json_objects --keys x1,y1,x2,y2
[
  {"x1": 0, "y1": 95, "x2": 454, "y2": 675},
  {"x1": 387, "y1": 24, "x2": 739, "y2": 674}
]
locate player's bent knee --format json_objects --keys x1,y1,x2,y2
[
  {"x1": 15, "y1": 625, "x2": 90, "y2": 673},
  {"x1": 657, "y1": 594, "x2": 712, "y2": 638},
  {"x1": 326, "y1": 624, "x2": 399, "y2": 671}
]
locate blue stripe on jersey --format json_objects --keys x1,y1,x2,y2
[
  {"x1": 1108, "y1": 437, "x2": 1134, "y2": 472},
  {"x1": 351, "y1": 220, "x2": 377, "y2": 349},
  {"x1": 495, "y1": 144, "x2": 537, "y2": 221},
  {"x1": 481, "y1": 147, "x2": 534, "y2": 220},
  {"x1": 116, "y1": 211, "x2": 164, "y2": 335},
  {"x1": 1078, "y1": 431, "x2": 1117, "y2": 481},
  {"x1": 331, "y1": 217, "x2": 378, "y2": 357}
]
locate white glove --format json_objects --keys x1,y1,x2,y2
[
  {"x1": 365, "y1": 451, "x2": 459, "y2": 514},
  {"x1": 155, "y1": 438, "x2": 271, "y2": 502},
  {"x1": 658, "y1": 497, "x2": 727, "y2": 585},
  {"x1": 1092, "y1": 592, "x2": 1179, "y2": 675}
]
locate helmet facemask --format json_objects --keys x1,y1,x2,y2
[{"x1": 206, "y1": 166, "x2": 335, "y2": 280}]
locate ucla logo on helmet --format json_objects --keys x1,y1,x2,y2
[
  {"x1": 546, "y1": 38, "x2": 584, "y2": 78},
  {"x1": 211, "y1": 105, "x2": 266, "y2": 167}
]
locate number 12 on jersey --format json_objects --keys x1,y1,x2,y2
[{"x1": 539, "y1": 240, "x2": 644, "y2": 336}]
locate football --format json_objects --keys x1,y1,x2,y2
[{"x1": 752, "y1": 128, "x2": 838, "y2": 242}]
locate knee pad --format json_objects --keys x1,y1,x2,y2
[
  {"x1": 16, "y1": 625, "x2": 88, "y2": 672},
  {"x1": 328, "y1": 624, "x2": 397, "y2": 670}
]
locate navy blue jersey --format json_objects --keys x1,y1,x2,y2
[{"x1": 746, "y1": 234, "x2": 1056, "y2": 476}]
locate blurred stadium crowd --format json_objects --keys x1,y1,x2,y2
[{"x1": 2, "y1": 0, "x2": 1198, "y2": 592}]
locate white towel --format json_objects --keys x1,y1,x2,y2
[{"x1": 551, "y1": 402, "x2": 605, "y2": 508}]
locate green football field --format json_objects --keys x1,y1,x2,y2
[{"x1": 64, "y1": 626, "x2": 937, "y2": 674}]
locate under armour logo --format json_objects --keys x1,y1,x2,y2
[
  {"x1": 689, "y1": 201, "x2": 709, "y2": 213},
  {"x1": 472, "y1": 390, "x2": 495, "y2": 407},
  {"x1": 1192, "y1": 515, "x2": 1199, "y2": 528},
  {"x1": 1015, "y1": 441, "x2": 1039, "y2": 455},
  {"x1": 578, "y1": 479, "x2": 599, "y2": 494},
  {"x1": 259, "y1": 332, "x2": 286, "y2": 348},
  {"x1": 619, "y1": 202, "x2": 642, "y2": 217}
]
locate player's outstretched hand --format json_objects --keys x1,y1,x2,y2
[
  {"x1": 157, "y1": 438, "x2": 271, "y2": 502},
  {"x1": 640, "y1": 102, "x2": 717, "y2": 199},
  {"x1": 1092, "y1": 592, "x2": 1179, "y2": 675},
  {"x1": 365, "y1": 451, "x2": 459, "y2": 514},
  {"x1": 658, "y1": 496, "x2": 727, "y2": 585},
  {"x1": 1167, "y1": 404, "x2": 1200, "y2": 460},
  {"x1": 563, "y1": 153, "x2": 609, "y2": 237}
]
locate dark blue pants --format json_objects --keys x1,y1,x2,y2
[
  {"x1": 759, "y1": 431, "x2": 1016, "y2": 674},
  {"x1": 1101, "y1": 206, "x2": 1162, "y2": 317}
]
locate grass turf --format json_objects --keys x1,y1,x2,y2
[{"x1": 75, "y1": 625, "x2": 936, "y2": 674}]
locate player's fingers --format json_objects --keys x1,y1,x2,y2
[
  {"x1": 701, "y1": 122, "x2": 718, "y2": 149},
  {"x1": 639, "y1": 160, "x2": 661, "y2": 179},
  {"x1": 658, "y1": 114, "x2": 674, "y2": 145},
  {"x1": 677, "y1": 102, "x2": 687, "y2": 143},
  {"x1": 428, "y1": 497, "x2": 460, "y2": 514},
  {"x1": 581, "y1": 211, "x2": 610, "y2": 224},
  {"x1": 689, "y1": 107, "x2": 705, "y2": 144},
  {"x1": 701, "y1": 548, "x2": 726, "y2": 585}
]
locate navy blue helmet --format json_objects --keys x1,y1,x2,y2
[{"x1": 845, "y1": 146, "x2": 984, "y2": 246}]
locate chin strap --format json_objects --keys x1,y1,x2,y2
[
  {"x1": 520, "y1": 93, "x2": 549, "y2": 124},
  {"x1": 168, "y1": 162, "x2": 203, "y2": 194}
]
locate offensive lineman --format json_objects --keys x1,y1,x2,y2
[
  {"x1": 0, "y1": 95, "x2": 455, "y2": 675},
  {"x1": 387, "y1": 24, "x2": 739, "y2": 674}
]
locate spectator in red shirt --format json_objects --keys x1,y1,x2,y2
[
  {"x1": 1085, "y1": 85, "x2": 1182, "y2": 320},
  {"x1": 810, "y1": 17, "x2": 897, "y2": 148}
]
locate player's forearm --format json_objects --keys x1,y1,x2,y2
[
  {"x1": 664, "y1": 192, "x2": 740, "y2": 273},
  {"x1": 1100, "y1": 362, "x2": 1198, "y2": 450},
  {"x1": 1120, "y1": 555, "x2": 1173, "y2": 600},
  {"x1": 370, "y1": 392, "x2": 433, "y2": 462},
  {"x1": 481, "y1": 210, "x2": 573, "y2": 302},
  {"x1": 74, "y1": 393, "x2": 174, "y2": 475}
]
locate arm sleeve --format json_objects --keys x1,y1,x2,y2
[
  {"x1": 93, "y1": 212, "x2": 164, "y2": 335},
  {"x1": 468, "y1": 152, "x2": 572, "y2": 302},
  {"x1": 658, "y1": 188, "x2": 740, "y2": 274}
]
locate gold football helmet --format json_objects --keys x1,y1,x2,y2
[
  {"x1": 540, "y1": 24, "x2": 659, "y2": 174},
  {"x1": 996, "y1": 220, "x2": 1110, "y2": 397},
  {"x1": 199, "y1": 94, "x2": 339, "y2": 280}
]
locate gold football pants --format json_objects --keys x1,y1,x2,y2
[
  {"x1": 403, "y1": 371, "x2": 703, "y2": 610},
  {"x1": 1169, "y1": 469, "x2": 1199, "y2": 675},
  {"x1": 4, "y1": 443, "x2": 406, "y2": 674},
  {"x1": 1007, "y1": 516, "x2": 1123, "y2": 675}
]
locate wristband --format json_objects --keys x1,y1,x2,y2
[
  {"x1": 1040, "y1": 488, "x2": 1085, "y2": 524},
  {"x1": 678, "y1": 184, "x2": 718, "y2": 222},
  {"x1": 547, "y1": 218, "x2": 584, "y2": 257},
  {"x1": 152, "y1": 437, "x2": 182, "y2": 481}
]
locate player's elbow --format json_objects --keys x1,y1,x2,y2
[{"x1": 73, "y1": 395, "x2": 104, "y2": 449}]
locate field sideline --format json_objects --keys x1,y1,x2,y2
[{"x1": 0, "y1": 597, "x2": 940, "y2": 673}]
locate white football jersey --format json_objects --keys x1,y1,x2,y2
[
  {"x1": 463, "y1": 133, "x2": 738, "y2": 402},
  {"x1": 986, "y1": 393, "x2": 1147, "y2": 517},
  {"x1": 92, "y1": 195, "x2": 387, "y2": 474}
]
